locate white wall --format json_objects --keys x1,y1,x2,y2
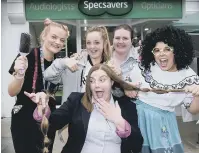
[
  {"x1": 1, "y1": 1, "x2": 29, "y2": 117},
  {"x1": 29, "y1": 23, "x2": 43, "y2": 48},
  {"x1": 190, "y1": 58, "x2": 198, "y2": 73},
  {"x1": 185, "y1": 0, "x2": 199, "y2": 13}
]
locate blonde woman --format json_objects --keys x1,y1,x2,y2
[
  {"x1": 8, "y1": 18, "x2": 69, "y2": 153},
  {"x1": 43, "y1": 26, "x2": 111, "y2": 102}
]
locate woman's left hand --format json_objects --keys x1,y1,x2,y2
[
  {"x1": 96, "y1": 98, "x2": 123, "y2": 124},
  {"x1": 184, "y1": 84, "x2": 199, "y2": 96}
]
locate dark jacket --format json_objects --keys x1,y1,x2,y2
[{"x1": 49, "y1": 92, "x2": 143, "y2": 153}]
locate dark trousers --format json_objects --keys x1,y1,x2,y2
[{"x1": 11, "y1": 106, "x2": 56, "y2": 153}]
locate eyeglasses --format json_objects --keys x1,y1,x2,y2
[{"x1": 152, "y1": 46, "x2": 173, "y2": 56}]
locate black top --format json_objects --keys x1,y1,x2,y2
[
  {"x1": 80, "y1": 55, "x2": 104, "y2": 87},
  {"x1": 9, "y1": 48, "x2": 56, "y2": 115},
  {"x1": 49, "y1": 92, "x2": 143, "y2": 153}
]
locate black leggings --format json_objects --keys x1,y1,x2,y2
[{"x1": 11, "y1": 107, "x2": 56, "y2": 153}]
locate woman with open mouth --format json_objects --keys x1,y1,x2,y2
[
  {"x1": 126, "y1": 25, "x2": 199, "y2": 153},
  {"x1": 25, "y1": 64, "x2": 143, "y2": 153}
]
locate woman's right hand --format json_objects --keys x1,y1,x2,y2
[
  {"x1": 14, "y1": 56, "x2": 28, "y2": 74},
  {"x1": 24, "y1": 91, "x2": 49, "y2": 109},
  {"x1": 64, "y1": 57, "x2": 79, "y2": 72},
  {"x1": 70, "y1": 50, "x2": 87, "y2": 59},
  {"x1": 124, "y1": 82, "x2": 141, "y2": 98},
  {"x1": 70, "y1": 53, "x2": 80, "y2": 59}
]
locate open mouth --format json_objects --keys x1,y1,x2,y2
[
  {"x1": 159, "y1": 59, "x2": 168, "y2": 68},
  {"x1": 96, "y1": 91, "x2": 104, "y2": 98}
]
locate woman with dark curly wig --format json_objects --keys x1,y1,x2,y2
[{"x1": 127, "y1": 25, "x2": 199, "y2": 153}]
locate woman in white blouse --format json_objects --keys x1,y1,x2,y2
[
  {"x1": 25, "y1": 64, "x2": 143, "y2": 153},
  {"x1": 126, "y1": 26, "x2": 199, "y2": 153}
]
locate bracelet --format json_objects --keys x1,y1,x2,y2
[{"x1": 13, "y1": 72, "x2": 25, "y2": 80}]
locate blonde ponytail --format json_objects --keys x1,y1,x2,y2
[{"x1": 41, "y1": 109, "x2": 50, "y2": 153}]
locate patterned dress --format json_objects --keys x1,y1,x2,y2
[{"x1": 129, "y1": 63, "x2": 199, "y2": 153}]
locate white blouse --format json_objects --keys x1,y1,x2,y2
[
  {"x1": 81, "y1": 96, "x2": 121, "y2": 153},
  {"x1": 129, "y1": 63, "x2": 199, "y2": 112}
]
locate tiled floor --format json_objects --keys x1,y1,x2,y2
[{"x1": 1, "y1": 117, "x2": 199, "y2": 153}]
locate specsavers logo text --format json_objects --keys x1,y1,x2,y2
[{"x1": 78, "y1": 0, "x2": 133, "y2": 16}]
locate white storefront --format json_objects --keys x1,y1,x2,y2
[{"x1": 1, "y1": 0, "x2": 199, "y2": 117}]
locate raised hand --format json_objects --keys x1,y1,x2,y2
[
  {"x1": 70, "y1": 53, "x2": 82, "y2": 59},
  {"x1": 24, "y1": 91, "x2": 49, "y2": 109},
  {"x1": 64, "y1": 58, "x2": 79, "y2": 72},
  {"x1": 14, "y1": 56, "x2": 28, "y2": 75},
  {"x1": 95, "y1": 98, "x2": 123, "y2": 124}
]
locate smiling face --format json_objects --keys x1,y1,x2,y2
[
  {"x1": 42, "y1": 26, "x2": 67, "y2": 54},
  {"x1": 153, "y1": 42, "x2": 177, "y2": 72},
  {"x1": 90, "y1": 69, "x2": 113, "y2": 102},
  {"x1": 113, "y1": 28, "x2": 132, "y2": 55},
  {"x1": 86, "y1": 31, "x2": 104, "y2": 61}
]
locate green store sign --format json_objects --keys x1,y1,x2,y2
[{"x1": 25, "y1": 0, "x2": 183, "y2": 20}]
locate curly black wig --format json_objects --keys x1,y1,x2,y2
[{"x1": 140, "y1": 25, "x2": 194, "y2": 71}]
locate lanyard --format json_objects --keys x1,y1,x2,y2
[
  {"x1": 32, "y1": 48, "x2": 50, "y2": 93},
  {"x1": 40, "y1": 48, "x2": 50, "y2": 91}
]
